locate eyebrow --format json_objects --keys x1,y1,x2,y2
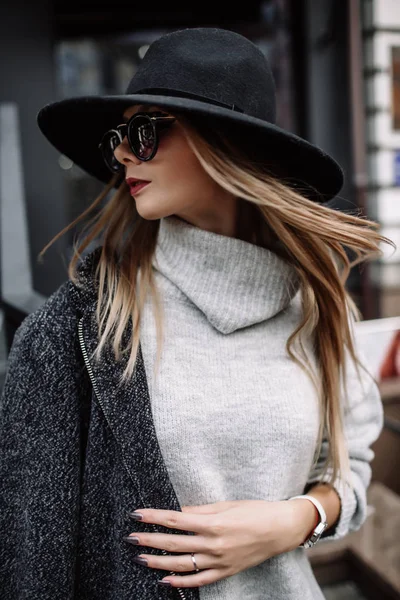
[
  {"x1": 122, "y1": 105, "x2": 150, "y2": 122},
  {"x1": 122, "y1": 106, "x2": 168, "y2": 122}
]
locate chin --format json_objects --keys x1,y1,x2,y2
[
  {"x1": 136, "y1": 212, "x2": 162, "y2": 221},
  {"x1": 135, "y1": 208, "x2": 169, "y2": 221},
  {"x1": 135, "y1": 202, "x2": 179, "y2": 221}
]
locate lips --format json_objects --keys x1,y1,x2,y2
[
  {"x1": 126, "y1": 177, "x2": 151, "y2": 188},
  {"x1": 126, "y1": 177, "x2": 151, "y2": 196}
]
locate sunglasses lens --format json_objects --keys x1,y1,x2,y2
[
  {"x1": 129, "y1": 115, "x2": 155, "y2": 159},
  {"x1": 102, "y1": 131, "x2": 122, "y2": 172}
]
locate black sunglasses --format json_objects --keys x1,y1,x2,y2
[{"x1": 98, "y1": 111, "x2": 176, "y2": 173}]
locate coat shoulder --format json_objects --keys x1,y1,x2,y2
[
  {"x1": 12, "y1": 280, "x2": 79, "y2": 350},
  {"x1": 3, "y1": 247, "x2": 100, "y2": 399},
  {"x1": 4, "y1": 278, "x2": 92, "y2": 393},
  {"x1": 11, "y1": 242, "x2": 102, "y2": 353}
]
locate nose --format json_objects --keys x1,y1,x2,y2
[{"x1": 113, "y1": 136, "x2": 142, "y2": 167}]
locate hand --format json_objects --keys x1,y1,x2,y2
[{"x1": 123, "y1": 498, "x2": 316, "y2": 589}]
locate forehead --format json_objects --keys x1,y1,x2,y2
[{"x1": 122, "y1": 104, "x2": 168, "y2": 120}]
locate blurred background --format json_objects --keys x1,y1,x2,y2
[{"x1": 0, "y1": 0, "x2": 399, "y2": 597}]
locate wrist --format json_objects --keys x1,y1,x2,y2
[
  {"x1": 288, "y1": 494, "x2": 329, "y2": 548},
  {"x1": 289, "y1": 498, "x2": 320, "y2": 546},
  {"x1": 306, "y1": 483, "x2": 341, "y2": 533}
]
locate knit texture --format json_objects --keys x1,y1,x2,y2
[{"x1": 138, "y1": 215, "x2": 384, "y2": 600}]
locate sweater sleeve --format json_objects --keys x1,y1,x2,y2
[
  {"x1": 303, "y1": 324, "x2": 384, "y2": 542},
  {"x1": 0, "y1": 301, "x2": 89, "y2": 599}
]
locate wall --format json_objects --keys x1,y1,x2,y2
[
  {"x1": 0, "y1": 0, "x2": 69, "y2": 298},
  {"x1": 363, "y1": 0, "x2": 400, "y2": 316}
]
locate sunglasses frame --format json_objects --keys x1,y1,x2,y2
[{"x1": 99, "y1": 111, "x2": 176, "y2": 173}]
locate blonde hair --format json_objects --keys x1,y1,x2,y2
[{"x1": 40, "y1": 112, "x2": 395, "y2": 487}]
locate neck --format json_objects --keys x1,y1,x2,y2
[
  {"x1": 174, "y1": 198, "x2": 279, "y2": 250},
  {"x1": 174, "y1": 193, "x2": 239, "y2": 237}
]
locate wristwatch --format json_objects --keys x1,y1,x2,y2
[{"x1": 289, "y1": 494, "x2": 328, "y2": 548}]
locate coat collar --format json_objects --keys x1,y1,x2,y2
[
  {"x1": 71, "y1": 247, "x2": 200, "y2": 600},
  {"x1": 68, "y1": 246, "x2": 102, "y2": 316},
  {"x1": 70, "y1": 246, "x2": 182, "y2": 511},
  {"x1": 78, "y1": 309, "x2": 183, "y2": 515}
]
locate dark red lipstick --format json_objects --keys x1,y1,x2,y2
[{"x1": 126, "y1": 177, "x2": 151, "y2": 195}]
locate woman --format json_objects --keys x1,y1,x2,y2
[{"x1": 0, "y1": 27, "x2": 393, "y2": 600}]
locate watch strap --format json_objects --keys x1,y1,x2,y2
[{"x1": 288, "y1": 494, "x2": 328, "y2": 548}]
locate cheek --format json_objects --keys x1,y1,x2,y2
[
  {"x1": 171, "y1": 147, "x2": 211, "y2": 186},
  {"x1": 156, "y1": 132, "x2": 216, "y2": 192}
]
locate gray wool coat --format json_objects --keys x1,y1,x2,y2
[{"x1": 0, "y1": 248, "x2": 196, "y2": 600}]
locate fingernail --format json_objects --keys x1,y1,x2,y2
[
  {"x1": 132, "y1": 556, "x2": 148, "y2": 566},
  {"x1": 129, "y1": 512, "x2": 143, "y2": 520},
  {"x1": 158, "y1": 580, "x2": 172, "y2": 587},
  {"x1": 123, "y1": 536, "x2": 140, "y2": 545}
]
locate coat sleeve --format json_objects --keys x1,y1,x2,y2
[
  {"x1": 303, "y1": 320, "x2": 384, "y2": 542},
  {"x1": 0, "y1": 300, "x2": 90, "y2": 599}
]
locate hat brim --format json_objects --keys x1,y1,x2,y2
[{"x1": 37, "y1": 94, "x2": 344, "y2": 203}]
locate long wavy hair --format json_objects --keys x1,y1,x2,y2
[{"x1": 40, "y1": 110, "x2": 395, "y2": 487}]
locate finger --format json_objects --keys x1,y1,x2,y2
[
  {"x1": 135, "y1": 552, "x2": 212, "y2": 573},
  {"x1": 124, "y1": 532, "x2": 208, "y2": 553},
  {"x1": 159, "y1": 568, "x2": 230, "y2": 588},
  {"x1": 130, "y1": 508, "x2": 213, "y2": 534}
]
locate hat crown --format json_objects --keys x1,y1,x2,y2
[{"x1": 126, "y1": 28, "x2": 276, "y2": 123}]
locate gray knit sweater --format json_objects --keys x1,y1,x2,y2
[{"x1": 139, "y1": 215, "x2": 384, "y2": 600}]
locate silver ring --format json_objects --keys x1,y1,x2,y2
[{"x1": 190, "y1": 552, "x2": 200, "y2": 572}]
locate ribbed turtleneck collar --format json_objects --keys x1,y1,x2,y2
[{"x1": 152, "y1": 215, "x2": 300, "y2": 334}]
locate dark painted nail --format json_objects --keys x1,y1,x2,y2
[
  {"x1": 132, "y1": 556, "x2": 148, "y2": 566},
  {"x1": 158, "y1": 580, "x2": 172, "y2": 587},
  {"x1": 123, "y1": 536, "x2": 140, "y2": 545},
  {"x1": 129, "y1": 512, "x2": 143, "y2": 520}
]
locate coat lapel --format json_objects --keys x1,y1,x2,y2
[
  {"x1": 79, "y1": 309, "x2": 183, "y2": 513},
  {"x1": 73, "y1": 250, "x2": 200, "y2": 600}
]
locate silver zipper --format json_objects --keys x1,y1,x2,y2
[{"x1": 78, "y1": 317, "x2": 189, "y2": 600}]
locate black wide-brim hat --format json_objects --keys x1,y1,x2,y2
[{"x1": 37, "y1": 27, "x2": 344, "y2": 203}]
